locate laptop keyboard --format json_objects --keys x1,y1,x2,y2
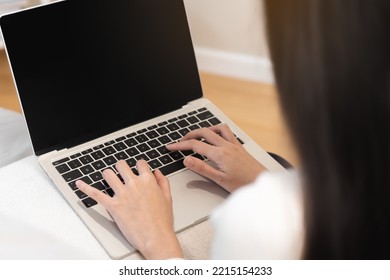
[{"x1": 52, "y1": 108, "x2": 244, "y2": 208}]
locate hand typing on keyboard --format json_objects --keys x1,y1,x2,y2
[
  {"x1": 75, "y1": 124, "x2": 264, "y2": 259},
  {"x1": 76, "y1": 160, "x2": 183, "y2": 260},
  {"x1": 167, "y1": 124, "x2": 265, "y2": 193}
]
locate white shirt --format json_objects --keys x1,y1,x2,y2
[{"x1": 210, "y1": 170, "x2": 305, "y2": 259}]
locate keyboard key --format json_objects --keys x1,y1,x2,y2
[
  {"x1": 117, "y1": 174, "x2": 124, "y2": 183},
  {"x1": 92, "y1": 160, "x2": 106, "y2": 170},
  {"x1": 114, "y1": 151, "x2": 128, "y2": 161},
  {"x1": 157, "y1": 146, "x2": 170, "y2": 155},
  {"x1": 102, "y1": 180, "x2": 110, "y2": 189},
  {"x1": 62, "y1": 169, "x2": 83, "y2": 182},
  {"x1": 70, "y1": 153, "x2": 81, "y2": 159},
  {"x1": 93, "y1": 144, "x2": 104, "y2": 150},
  {"x1": 168, "y1": 117, "x2": 178, "y2": 123},
  {"x1": 115, "y1": 136, "x2": 126, "y2": 142},
  {"x1": 199, "y1": 121, "x2": 211, "y2": 128},
  {"x1": 80, "y1": 165, "x2": 94, "y2": 175},
  {"x1": 209, "y1": 117, "x2": 222, "y2": 126},
  {"x1": 159, "y1": 155, "x2": 173, "y2": 165},
  {"x1": 91, "y1": 181, "x2": 106, "y2": 191},
  {"x1": 91, "y1": 150, "x2": 105, "y2": 160},
  {"x1": 137, "y1": 129, "x2": 147, "y2": 134},
  {"x1": 104, "y1": 140, "x2": 115, "y2": 146},
  {"x1": 79, "y1": 155, "x2": 93, "y2": 164},
  {"x1": 102, "y1": 146, "x2": 116, "y2": 156},
  {"x1": 80, "y1": 176, "x2": 93, "y2": 184},
  {"x1": 158, "y1": 121, "x2": 168, "y2": 127},
  {"x1": 177, "y1": 120, "x2": 190, "y2": 128},
  {"x1": 192, "y1": 153, "x2": 205, "y2": 160},
  {"x1": 126, "y1": 147, "x2": 140, "y2": 157},
  {"x1": 178, "y1": 114, "x2": 188, "y2": 119},
  {"x1": 137, "y1": 143, "x2": 151, "y2": 153},
  {"x1": 168, "y1": 132, "x2": 181, "y2": 141},
  {"x1": 75, "y1": 190, "x2": 87, "y2": 199},
  {"x1": 82, "y1": 197, "x2": 97, "y2": 208},
  {"x1": 146, "y1": 150, "x2": 160, "y2": 159},
  {"x1": 160, "y1": 159, "x2": 185, "y2": 176},
  {"x1": 147, "y1": 125, "x2": 158, "y2": 130},
  {"x1": 158, "y1": 136, "x2": 171, "y2": 144},
  {"x1": 146, "y1": 130, "x2": 159, "y2": 139},
  {"x1": 170, "y1": 151, "x2": 184, "y2": 161},
  {"x1": 68, "y1": 159, "x2": 82, "y2": 169},
  {"x1": 68, "y1": 181, "x2": 79, "y2": 191},
  {"x1": 156, "y1": 127, "x2": 169, "y2": 135},
  {"x1": 131, "y1": 168, "x2": 139, "y2": 175},
  {"x1": 188, "y1": 110, "x2": 197, "y2": 115},
  {"x1": 124, "y1": 138, "x2": 138, "y2": 147},
  {"x1": 81, "y1": 149, "x2": 93, "y2": 155},
  {"x1": 147, "y1": 139, "x2": 161, "y2": 148},
  {"x1": 197, "y1": 111, "x2": 214, "y2": 120},
  {"x1": 182, "y1": 150, "x2": 193, "y2": 156},
  {"x1": 179, "y1": 128, "x2": 190, "y2": 137},
  {"x1": 113, "y1": 142, "x2": 127, "y2": 151},
  {"x1": 106, "y1": 188, "x2": 115, "y2": 197},
  {"x1": 90, "y1": 172, "x2": 103, "y2": 182},
  {"x1": 103, "y1": 156, "x2": 117, "y2": 166},
  {"x1": 56, "y1": 164, "x2": 70, "y2": 174},
  {"x1": 149, "y1": 159, "x2": 162, "y2": 169},
  {"x1": 198, "y1": 107, "x2": 207, "y2": 112},
  {"x1": 53, "y1": 157, "x2": 70, "y2": 166},
  {"x1": 135, "y1": 134, "x2": 149, "y2": 143},
  {"x1": 167, "y1": 123, "x2": 180, "y2": 131},
  {"x1": 126, "y1": 132, "x2": 136, "y2": 138},
  {"x1": 188, "y1": 124, "x2": 200, "y2": 131},
  {"x1": 186, "y1": 116, "x2": 199, "y2": 124}
]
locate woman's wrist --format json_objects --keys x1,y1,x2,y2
[{"x1": 142, "y1": 231, "x2": 184, "y2": 260}]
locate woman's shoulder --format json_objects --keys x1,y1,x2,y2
[{"x1": 210, "y1": 169, "x2": 304, "y2": 259}]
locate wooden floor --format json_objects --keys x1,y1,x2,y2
[{"x1": 0, "y1": 50, "x2": 298, "y2": 166}]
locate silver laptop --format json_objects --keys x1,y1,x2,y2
[{"x1": 0, "y1": 0, "x2": 284, "y2": 259}]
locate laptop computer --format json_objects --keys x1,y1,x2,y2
[{"x1": 0, "y1": 0, "x2": 284, "y2": 259}]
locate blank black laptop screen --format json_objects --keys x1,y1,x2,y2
[{"x1": 0, "y1": 0, "x2": 203, "y2": 155}]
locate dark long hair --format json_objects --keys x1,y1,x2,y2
[{"x1": 264, "y1": 0, "x2": 390, "y2": 259}]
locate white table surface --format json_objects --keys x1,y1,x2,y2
[{"x1": 0, "y1": 155, "x2": 213, "y2": 260}]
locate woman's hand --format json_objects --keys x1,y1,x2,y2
[
  {"x1": 167, "y1": 124, "x2": 265, "y2": 193},
  {"x1": 76, "y1": 160, "x2": 183, "y2": 260}
]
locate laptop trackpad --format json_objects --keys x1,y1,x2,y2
[{"x1": 169, "y1": 169, "x2": 229, "y2": 232}]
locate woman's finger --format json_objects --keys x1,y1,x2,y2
[
  {"x1": 180, "y1": 128, "x2": 226, "y2": 147},
  {"x1": 136, "y1": 159, "x2": 152, "y2": 175},
  {"x1": 167, "y1": 139, "x2": 218, "y2": 160},
  {"x1": 102, "y1": 168, "x2": 124, "y2": 194},
  {"x1": 183, "y1": 156, "x2": 225, "y2": 187},
  {"x1": 154, "y1": 169, "x2": 172, "y2": 203},
  {"x1": 76, "y1": 180, "x2": 112, "y2": 208},
  {"x1": 115, "y1": 160, "x2": 136, "y2": 184},
  {"x1": 208, "y1": 124, "x2": 240, "y2": 144}
]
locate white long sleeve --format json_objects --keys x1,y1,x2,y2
[{"x1": 210, "y1": 170, "x2": 304, "y2": 259}]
